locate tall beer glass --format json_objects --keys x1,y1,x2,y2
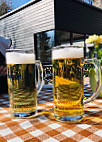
[
  {"x1": 6, "y1": 49, "x2": 43, "y2": 118},
  {"x1": 52, "y1": 46, "x2": 101, "y2": 123}
]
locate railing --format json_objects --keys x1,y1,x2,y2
[{"x1": 43, "y1": 64, "x2": 52, "y2": 84}]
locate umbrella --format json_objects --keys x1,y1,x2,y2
[
  {"x1": 0, "y1": 36, "x2": 12, "y2": 76},
  {"x1": 0, "y1": 37, "x2": 12, "y2": 94},
  {"x1": 0, "y1": 36, "x2": 12, "y2": 56}
]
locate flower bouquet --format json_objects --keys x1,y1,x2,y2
[{"x1": 85, "y1": 34, "x2": 102, "y2": 98}]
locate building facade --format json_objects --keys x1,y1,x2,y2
[{"x1": 0, "y1": 0, "x2": 102, "y2": 65}]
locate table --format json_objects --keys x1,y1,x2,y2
[{"x1": 0, "y1": 84, "x2": 102, "y2": 142}]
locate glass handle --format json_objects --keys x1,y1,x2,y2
[
  {"x1": 84, "y1": 58, "x2": 102, "y2": 104},
  {"x1": 36, "y1": 60, "x2": 44, "y2": 94}
]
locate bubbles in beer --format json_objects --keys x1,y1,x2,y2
[
  {"x1": 52, "y1": 47, "x2": 84, "y2": 122},
  {"x1": 6, "y1": 52, "x2": 36, "y2": 118}
]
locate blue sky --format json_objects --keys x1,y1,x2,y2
[
  {"x1": 11, "y1": 0, "x2": 89, "y2": 9},
  {"x1": 11, "y1": 0, "x2": 32, "y2": 9}
]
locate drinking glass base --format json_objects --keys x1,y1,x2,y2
[
  {"x1": 11, "y1": 111, "x2": 36, "y2": 119},
  {"x1": 55, "y1": 114, "x2": 83, "y2": 123}
]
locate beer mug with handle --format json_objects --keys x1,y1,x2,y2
[
  {"x1": 52, "y1": 46, "x2": 101, "y2": 123},
  {"x1": 6, "y1": 49, "x2": 43, "y2": 118}
]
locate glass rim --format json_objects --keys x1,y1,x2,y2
[
  {"x1": 52, "y1": 45, "x2": 83, "y2": 51},
  {"x1": 6, "y1": 48, "x2": 35, "y2": 53}
]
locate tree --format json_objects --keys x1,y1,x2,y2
[
  {"x1": 80, "y1": 0, "x2": 93, "y2": 5},
  {"x1": 0, "y1": 0, "x2": 12, "y2": 16},
  {"x1": 80, "y1": 0, "x2": 102, "y2": 9},
  {"x1": 85, "y1": 0, "x2": 102, "y2": 9},
  {"x1": 88, "y1": 0, "x2": 93, "y2": 5},
  {"x1": 93, "y1": 0, "x2": 102, "y2": 9},
  {"x1": 39, "y1": 32, "x2": 51, "y2": 63}
]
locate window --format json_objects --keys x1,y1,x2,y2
[
  {"x1": 73, "y1": 33, "x2": 85, "y2": 47},
  {"x1": 35, "y1": 30, "x2": 55, "y2": 64},
  {"x1": 55, "y1": 30, "x2": 70, "y2": 46},
  {"x1": 34, "y1": 30, "x2": 87, "y2": 84}
]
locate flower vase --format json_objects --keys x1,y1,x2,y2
[{"x1": 88, "y1": 46, "x2": 102, "y2": 98}]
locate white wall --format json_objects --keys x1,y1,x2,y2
[{"x1": 0, "y1": 0, "x2": 55, "y2": 49}]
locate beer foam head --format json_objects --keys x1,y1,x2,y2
[
  {"x1": 52, "y1": 46, "x2": 84, "y2": 60},
  {"x1": 6, "y1": 52, "x2": 35, "y2": 64}
]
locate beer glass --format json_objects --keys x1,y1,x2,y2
[
  {"x1": 6, "y1": 49, "x2": 43, "y2": 118},
  {"x1": 52, "y1": 46, "x2": 101, "y2": 123}
]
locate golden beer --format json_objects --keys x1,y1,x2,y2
[
  {"x1": 6, "y1": 51, "x2": 37, "y2": 118},
  {"x1": 52, "y1": 47, "x2": 84, "y2": 122},
  {"x1": 52, "y1": 46, "x2": 102, "y2": 122}
]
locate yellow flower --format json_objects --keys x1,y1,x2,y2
[
  {"x1": 92, "y1": 34, "x2": 98, "y2": 41},
  {"x1": 89, "y1": 34, "x2": 98, "y2": 42},
  {"x1": 85, "y1": 38, "x2": 92, "y2": 44},
  {"x1": 85, "y1": 34, "x2": 102, "y2": 47},
  {"x1": 85, "y1": 34, "x2": 100, "y2": 45},
  {"x1": 95, "y1": 35, "x2": 102, "y2": 45},
  {"x1": 99, "y1": 35, "x2": 102, "y2": 43}
]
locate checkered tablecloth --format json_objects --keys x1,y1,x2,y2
[{"x1": 0, "y1": 78, "x2": 102, "y2": 142}]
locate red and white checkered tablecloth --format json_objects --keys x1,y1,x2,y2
[{"x1": 0, "y1": 78, "x2": 101, "y2": 142}]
